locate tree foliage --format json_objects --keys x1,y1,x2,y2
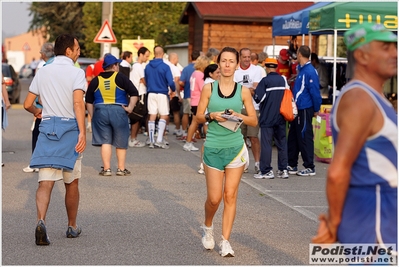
[
  {"x1": 28, "y1": 2, "x2": 188, "y2": 58},
  {"x1": 29, "y1": 2, "x2": 85, "y2": 43},
  {"x1": 83, "y1": 2, "x2": 188, "y2": 58}
]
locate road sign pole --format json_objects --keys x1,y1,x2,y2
[{"x1": 100, "y1": 2, "x2": 113, "y2": 56}]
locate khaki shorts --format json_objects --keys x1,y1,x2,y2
[
  {"x1": 147, "y1": 93, "x2": 170, "y2": 116},
  {"x1": 183, "y1": 98, "x2": 192, "y2": 114},
  {"x1": 240, "y1": 108, "x2": 260, "y2": 137},
  {"x1": 203, "y1": 143, "x2": 249, "y2": 171},
  {"x1": 38, "y1": 154, "x2": 82, "y2": 184}
]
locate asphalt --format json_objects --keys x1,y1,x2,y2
[{"x1": 1, "y1": 79, "x2": 330, "y2": 265}]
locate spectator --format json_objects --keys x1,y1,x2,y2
[
  {"x1": 253, "y1": 58, "x2": 289, "y2": 179},
  {"x1": 164, "y1": 52, "x2": 182, "y2": 137},
  {"x1": 86, "y1": 54, "x2": 138, "y2": 176},
  {"x1": 183, "y1": 55, "x2": 210, "y2": 152},
  {"x1": 145, "y1": 46, "x2": 176, "y2": 149},
  {"x1": 311, "y1": 52, "x2": 329, "y2": 99},
  {"x1": 178, "y1": 50, "x2": 201, "y2": 141},
  {"x1": 197, "y1": 63, "x2": 220, "y2": 175},
  {"x1": 276, "y1": 48, "x2": 291, "y2": 80},
  {"x1": 206, "y1": 48, "x2": 220, "y2": 64},
  {"x1": 258, "y1": 52, "x2": 268, "y2": 74},
  {"x1": 287, "y1": 45, "x2": 322, "y2": 176},
  {"x1": 2, "y1": 74, "x2": 11, "y2": 129},
  {"x1": 251, "y1": 52, "x2": 266, "y2": 77},
  {"x1": 29, "y1": 57, "x2": 40, "y2": 77},
  {"x1": 234, "y1": 48, "x2": 263, "y2": 173},
  {"x1": 287, "y1": 50, "x2": 298, "y2": 90},
  {"x1": 23, "y1": 42, "x2": 55, "y2": 173},
  {"x1": 85, "y1": 62, "x2": 95, "y2": 133},
  {"x1": 119, "y1": 51, "x2": 133, "y2": 77},
  {"x1": 129, "y1": 47, "x2": 150, "y2": 148}
]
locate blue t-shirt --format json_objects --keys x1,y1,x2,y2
[{"x1": 180, "y1": 63, "x2": 195, "y2": 99}]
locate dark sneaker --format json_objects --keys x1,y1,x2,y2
[
  {"x1": 99, "y1": 167, "x2": 112, "y2": 176},
  {"x1": 66, "y1": 225, "x2": 81, "y2": 238},
  {"x1": 287, "y1": 166, "x2": 298, "y2": 174},
  {"x1": 116, "y1": 168, "x2": 131, "y2": 176},
  {"x1": 297, "y1": 168, "x2": 316, "y2": 176},
  {"x1": 35, "y1": 220, "x2": 50, "y2": 245}
]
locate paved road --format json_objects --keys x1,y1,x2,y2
[{"x1": 2, "y1": 78, "x2": 329, "y2": 265}]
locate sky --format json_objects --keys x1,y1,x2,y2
[{"x1": 2, "y1": 1, "x2": 32, "y2": 40}]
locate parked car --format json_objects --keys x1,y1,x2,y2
[
  {"x1": 19, "y1": 64, "x2": 33, "y2": 78},
  {"x1": 77, "y1": 57, "x2": 97, "y2": 72},
  {"x1": 2, "y1": 63, "x2": 21, "y2": 104}
]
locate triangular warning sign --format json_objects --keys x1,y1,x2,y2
[{"x1": 94, "y1": 20, "x2": 117, "y2": 44}]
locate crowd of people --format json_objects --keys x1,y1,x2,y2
[{"x1": 15, "y1": 22, "x2": 397, "y2": 259}]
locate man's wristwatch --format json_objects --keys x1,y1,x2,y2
[{"x1": 205, "y1": 113, "x2": 213, "y2": 122}]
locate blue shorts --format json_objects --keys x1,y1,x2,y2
[
  {"x1": 92, "y1": 104, "x2": 129, "y2": 149},
  {"x1": 338, "y1": 185, "x2": 397, "y2": 246}
]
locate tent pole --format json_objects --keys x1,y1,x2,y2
[{"x1": 333, "y1": 30, "x2": 337, "y2": 105}]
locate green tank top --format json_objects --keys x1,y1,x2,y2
[{"x1": 204, "y1": 81, "x2": 244, "y2": 148}]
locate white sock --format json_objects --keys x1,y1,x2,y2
[
  {"x1": 157, "y1": 119, "x2": 166, "y2": 143},
  {"x1": 148, "y1": 121, "x2": 155, "y2": 143}
]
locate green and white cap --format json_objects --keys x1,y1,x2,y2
[{"x1": 344, "y1": 22, "x2": 397, "y2": 51}]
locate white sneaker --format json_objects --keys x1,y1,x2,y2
[
  {"x1": 277, "y1": 170, "x2": 289, "y2": 179},
  {"x1": 129, "y1": 139, "x2": 145, "y2": 148},
  {"x1": 173, "y1": 129, "x2": 183, "y2": 137},
  {"x1": 23, "y1": 166, "x2": 39, "y2": 173},
  {"x1": 253, "y1": 170, "x2": 274, "y2": 179},
  {"x1": 183, "y1": 142, "x2": 199, "y2": 151},
  {"x1": 86, "y1": 124, "x2": 92, "y2": 133},
  {"x1": 198, "y1": 163, "x2": 205, "y2": 174},
  {"x1": 201, "y1": 224, "x2": 215, "y2": 250},
  {"x1": 219, "y1": 236, "x2": 235, "y2": 257}
]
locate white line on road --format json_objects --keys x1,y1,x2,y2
[{"x1": 241, "y1": 178, "x2": 319, "y2": 223}]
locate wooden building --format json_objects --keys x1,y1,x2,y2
[{"x1": 179, "y1": 2, "x2": 315, "y2": 61}]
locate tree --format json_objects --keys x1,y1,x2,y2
[
  {"x1": 29, "y1": 2, "x2": 85, "y2": 43},
  {"x1": 83, "y1": 2, "x2": 188, "y2": 58},
  {"x1": 28, "y1": 2, "x2": 188, "y2": 59}
]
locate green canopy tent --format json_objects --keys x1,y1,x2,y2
[{"x1": 308, "y1": 1, "x2": 398, "y2": 103}]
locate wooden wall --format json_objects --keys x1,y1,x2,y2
[{"x1": 186, "y1": 15, "x2": 318, "y2": 62}]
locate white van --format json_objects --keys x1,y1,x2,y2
[{"x1": 263, "y1": 45, "x2": 288, "y2": 58}]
